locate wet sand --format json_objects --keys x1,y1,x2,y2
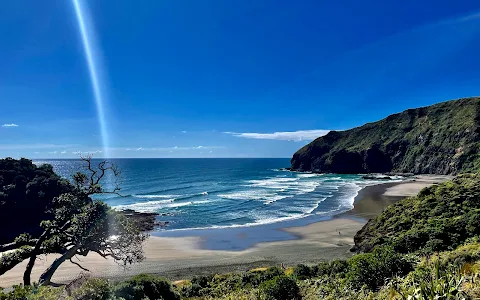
[{"x1": 0, "y1": 175, "x2": 450, "y2": 287}]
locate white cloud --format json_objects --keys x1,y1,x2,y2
[
  {"x1": 0, "y1": 144, "x2": 77, "y2": 150},
  {"x1": 71, "y1": 150, "x2": 103, "y2": 155},
  {"x1": 61, "y1": 151, "x2": 67, "y2": 154},
  {"x1": 125, "y1": 146, "x2": 224, "y2": 151},
  {"x1": 2, "y1": 123, "x2": 19, "y2": 128},
  {"x1": 181, "y1": 131, "x2": 187, "y2": 133},
  {"x1": 224, "y1": 129, "x2": 331, "y2": 141}
]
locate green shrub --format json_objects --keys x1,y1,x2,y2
[
  {"x1": 354, "y1": 174, "x2": 480, "y2": 254},
  {"x1": 293, "y1": 264, "x2": 314, "y2": 279},
  {"x1": 71, "y1": 278, "x2": 111, "y2": 300},
  {"x1": 395, "y1": 259, "x2": 471, "y2": 299},
  {"x1": 0, "y1": 285, "x2": 63, "y2": 300},
  {"x1": 329, "y1": 259, "x2": 348, "y2": 277},
  {"x1": 191, "y1": 274, "x2": 213, "y2": 288},
  {"x1": 113, "y1": 274, "x2": 180, "y2": 300},
  {"x1": 346, "y1": 246, "x2": 412, "y2": 290},
  {"x1": 0, "y1": 285, "x2": 32, "y2": 300},
  {"x1": 241, "y1": 267, "x2": 284, "y2": 287},
  {"x1": 259, "y1": 276, "x2": 301, "y2": 300},
  {"x1": 315, "y1": 261, "x2": 331, "y2": 276},
  {"x1": 180, "y1": 283, "x2": 203, "y2": 298}
]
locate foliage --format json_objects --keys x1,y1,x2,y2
[
  {"x1": 346, "y1": 246, "x2": 412, "y2": 290},
  {"x1": 291, "y1": 97, "x2": 480, "y2": 174},
  {"x1": 389, "y1": 253, "x2": 479, "y2": 300},
  {"x1": 259, "y1": 276, "x2": 301, "y2": 300},
  {"x1": 353, "y1": 174, "x2": 480, "y2": 254},
  {"x1": 0, "y1": 157, "x2": 146, "y2": 285},
  {"x1": 0, "y1": 284, "x2": 64, "y2": 300},
  {"x1": 0, "y1": 158, "x2": 73, "y2": 244},
  {"x1": 71, "y1": 278, "x2": 112, "y2": 300},
  {"x1": 327, "y1": 259, "x2": 348, "y2": 277},
  {"x1": 181, "y1": 283, "x2": 204, "y2": 298},
  {"x1": 113, "y1": 274, "x2": 180, "y2": 300},
  {"x1": 240, "y1": 266, "x2": 284, "y2": 288},
  {"x1": 293, "y1": 264, "x2": 313, "y2": 280},
  {"x1": 2, "y1": 242, "x2": 480, "y2": 300}
]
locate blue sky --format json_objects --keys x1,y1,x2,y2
[{"x1": 1, "y1": 0, "x2": 480, "y2": 158}]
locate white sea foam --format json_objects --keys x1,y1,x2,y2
[
  {"x1": 115, "y1": 200, "x2": 189, "y2": 212},
  {"x1": 218, "y1": 190, "x2": 288, "y2": 203},
  {"x1": 167, "y1": 210, "x2": 318, "y2": 232},
  {"x1": 296, "y1": 173, "x2": 323, "y2": 178},
  {"x1": 247, "y1": 177, "x2": 299, "y2": 187},
  {"x1": 132, "y1": 194, "x2": 178, "y2": 199},
  {"x1": 304, "y1": 197, "x2": 327, "y2": 213},
  {"x1": 247, "y1": 176, "x2": 320, "y2": 193},
  {"x1": 219, "y1": 174, "x2": 324, "y2": 204}
]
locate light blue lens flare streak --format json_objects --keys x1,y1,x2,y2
[{"x1": 72, "y1": 0, "x2": 110, "y2": 158}]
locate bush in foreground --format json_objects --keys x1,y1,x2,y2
[
  {"x1": 346, "y1": 246, "x2": 412, "y2": 290},
  {"x1": 259, "y1": 275, "x2": 301, "y2": 300},
  {"x1": 71, "y1": 278, "x2": 111, "y2": 300},
  {"x1": 0, "y1": 285, "x2": 64, "y2": 300},
  {"x1": 241, "y1": 266, "x2": 284, "y2": 287},
  {"x1": 113, "y1": 274, "x2": 180, "y2": 300}
]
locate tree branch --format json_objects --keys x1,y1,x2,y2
[
  {"x1": 69, "y1": 258, "x2": 90, "y2": 272},
  {"x1": 0, "y1": 240, "x2": 38, "y2": 252},
  {"x1": 80, "y1": 154, "x2": 95, "y2": 187},
  {"x1": 93, "y1": 249, "x2": 121, "y2": 261}
]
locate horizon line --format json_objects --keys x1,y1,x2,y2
[{"x1": 29, "y1": 157, "x2": 292, "y2": 160}]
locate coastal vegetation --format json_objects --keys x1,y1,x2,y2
[
  {"x1": 1, "y1": 241, "x2": 480, "y2": 299},
  {"x1": 0, "y1": 158, "x2": 73, "y2": 244},
  {"x1": 2, "y1": 151, "x2": 480, "y2": 298},
  {"x1": 2, "y1": 172, "x2": 480, "y2": 299},
  {"x1": 291, "y1": 97, "x2": 480, "y2": 174},
  {"x1": 353, "y1": 173, "x2": 480, "y2": 254},
  {"x1": 0, "y1": 157, "x2": 146, "y2": 286}
]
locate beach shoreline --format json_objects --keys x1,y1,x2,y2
[{"x1": 0, "y1": 175, "x2": 450, "y2": 287}]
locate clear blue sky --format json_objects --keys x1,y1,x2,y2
[{"x1": 1, "y1": 0, "x2": 480, "y2": 158}]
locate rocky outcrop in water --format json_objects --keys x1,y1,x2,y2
[
  {"x1": 120, "y1": 209, "x2": 169, "y2": 231},
  {"x1": 291, "y1": 97, "x2": 480, "y2": 175}
]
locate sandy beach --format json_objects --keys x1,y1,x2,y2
[{"x1": 0, "y1": 175, "x2": 449, "y2": 287}]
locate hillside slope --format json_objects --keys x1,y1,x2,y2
[
  {"x1": 352, "y1": 173, "x2": 480, "y2": 253},
  {"x1": 291, "y1": 97, "x2": 480, "y2": 174}
]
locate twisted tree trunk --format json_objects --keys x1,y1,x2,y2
[
  {"x1": 23, "y1": 228, "x2": 51, "y2": 285},
  {"x1": 39, "y1": 244, "x2": 80, "y2": 286}
]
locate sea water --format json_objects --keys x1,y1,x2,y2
[{"x1": 34, "y1": 158, "x2": 399, "y2": 232}]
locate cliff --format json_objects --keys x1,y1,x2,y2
[{"x1": 291, "y1": 97, "x2": 480, "y2": 174}]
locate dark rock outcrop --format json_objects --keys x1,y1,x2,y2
[
  {"x1": 120, "y1": 209, "x2": 169, "y2": 231},
  {"x1": 291, "y1": 97, "x2": 480, "y2": 175}
]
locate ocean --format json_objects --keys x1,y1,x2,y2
[{"x1": 33, "y1": 158, "x2": 399, "y2": 233}]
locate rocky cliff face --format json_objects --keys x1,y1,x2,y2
[{"x1": 291, "y1": 97, "x2": 480, "y2": 175}]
